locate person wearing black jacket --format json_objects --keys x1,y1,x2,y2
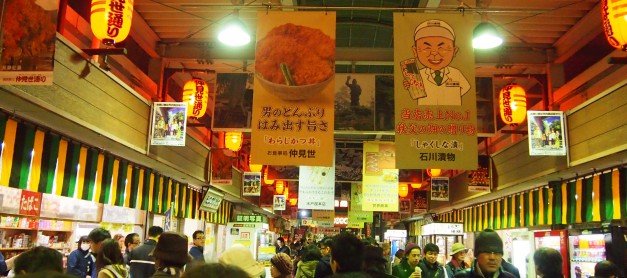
[
  {"x1": 67, "y1": 236, "x2": 95, "y2": 278},
  {"x1": 129, "y1": 226, "x2": 163, "y2": 278},
  {"x1": 454, "y1": 229, "x2": 516, "y2": 278},
  {"x1": 417, "y1": 243, "x2": 447, "y2": 278},
  {"x1": 314, "y1": 237, "x2": 334, "y2": 278}
]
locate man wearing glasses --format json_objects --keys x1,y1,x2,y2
[
  {"x1": 401, "y1": 19, "x2": 470, "y2": 106},
  {"x1": 189, "y1": 230, "x2": 205, "y2": 261}
]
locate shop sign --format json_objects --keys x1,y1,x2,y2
[
  {"x1": 384, "y1": 229, "x2": 407, "y2": 238},
  {"x1": 19, "y1": 190, "x2": 42, "y2": 216},
  {"x1": 200, "y1": 188, "x2": 224, "y2": 213},
  {"x1": 301, "y1": 218, "x2": 314, "y2": 226},
  {"x1": 312, "y1": 210, "x2": 335, "y2": 221},
  {"x1": 298, "y1": 166, "x2": 335, "y2": 210},
  {"x1": 348, "y1": 211, "x2": 373, "y2": 223},
  {"x1": 0, "y1": 186, "x2": 21, "y2": 214},
  {"x1": 316, "y1": 220, "x2": 334, "y2": 227},
  {"x1": 334, "y1": 217, "x2": 348, "y2": 225},
  {"x1": 421, "y1": 223, "x2": 464, "y2": 235},
  {"x1": 235, "y1": 214, "x2": 265, "y2": 223}
]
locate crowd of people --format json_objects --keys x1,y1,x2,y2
[{"x1": 0, "y1": 228, "x2": 623, "y2": 278}]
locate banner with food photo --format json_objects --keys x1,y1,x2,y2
[
  {"x1": 362, "y1": 142, "x2": 398, "y2": 211},
  {"x1": 430, "y1": 177, "x2": 450, "y2": 201},
  {"x1": 213, "y1": 73, "x2": 254, "y2": 129},
  {"x1": 298, "y1": 166, "x2": 335, "y2": 210},
  {"x1": 242, "y1": 172, "x2": 262, "y2": 196},
  {"x1": 527, "y1": 111, "x2": 567, "y2": 156},
  {"x1": 149, "y1": 102, "x2": 188, "y2": 146},
  {"x1": 393, "y1": 13, "x2": 477, "y2": 170},
  {"x1": 0, "y1": 0, "x2": 58, "y2": 85},
  {"x1": 468, "y1": 155, "x2": 491, "y2": 192},
  {"x1": 251, "y1": 11, "x2": 336, "y2": 167}
]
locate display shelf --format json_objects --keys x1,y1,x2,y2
[
  {"x1": 572, "y1": 257, "x2": 604, "y2": 263},
  {"x1": 0, "y1": 226, "x2": 37, "y2": 230},
  {"x1": 38, "y1": 229, "x2": 72, "y2": 232},
  {"x1": 0, "y1": 247, "x2": 29, "y2": 251}
]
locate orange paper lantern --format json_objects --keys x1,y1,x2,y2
[
  {"x1": 601, "y1": 0, "x2": 627, "y2": 51},
  {"x1": 275, "y1": 180, "x2": 285, "y2": 194},
  {"x1": 410, "y1": 183, "x2": 422, "y2": 189},
  {"x1": 224, "y1": 132, "x2": 242, "y2": 152},
  {"x1": 427, "y1": 169, "x2": 442, "y2": 177},
  {"x1": 499, "y1": 84, "x2": 527, "y2": 126},
  {"x1": 399, "y1": 183, "x2": 409, "y2": 198},
  {"x1": 264, "y1": 167, "x2": 274, "y2": 185},
  {"x1": 90, "y1": 0, "x2": 134, "y2": 45},
  {"x1": 182, "y1": 78, "x2": 209, "y2": 118}
]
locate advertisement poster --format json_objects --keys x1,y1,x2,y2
[
  {"x1": 527, "y1": 111, "x2": 567, "y2": 156},
  {"x1": 199, "y1": 188, "x2": 224, "y2": 213},
  {"x1": 0, "y1": 0, "x2": 58, "y2": 85},
  {"x1": 399, "y1": 199, "x2": 411, "y2": 213},
  {"x1": 149, "y1": 102, "x2": 188, "y2": 146},
  {"x1": 413, "y1": 190, "x2": 428, "y2": 213},
  {"x1": 273, "y1": 195, "x2": 286, "y2": 211},
  {"x1": 350, "y1": 183, "x2": 363, "y2": 211},
  {"x1": 242, "y1": 172, "x2": 261, "y2": 196},
  {"x1": 362, "y1": 142, "x2": 398, "y2": 212},
  {"x1": 468, "y1": 155, "x2": 491, "y2": 192},
  {"x1": 430, "y1": 177, "x2": 450, "y2": 201},
  {"x1": 213, "y1": 73, "x2": 254, "y2": 129},
  {"x1": 393, "y1": 13, "x2": 477, "y2": 170},
  {"x1": 335, "y1": 73, "x2": 376, "y2": 131},
  {"x1": 210, "y1": 149, "x2": 233, "y2": 185},
  {"x1": 336, "y1": 147, "x2": 363, "y2": 181},
  {"x1": 298, "y1": 166, "x2": 335, "y2": 210},
  {"x1": 251, "y1": 11, "x2": 336, "y2": 166}
]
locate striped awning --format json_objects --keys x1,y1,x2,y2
[
  {"x1": 437, "y1": 168, "x2": 626, "y2": 232},
  {"x1": 0, "y1": 113, "x2": 231, "y2": 224}
]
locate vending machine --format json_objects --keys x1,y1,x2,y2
[
  {"x1": 534, "y1": 230, "x2": 570, "y2": 278},
  {"x1": 225, "y1": 221, "x2": 271, "y2": 261},
  {"x1": 569, "y1": 232, "x2": 606, "y2": 278}
]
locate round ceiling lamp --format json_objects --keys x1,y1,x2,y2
[
  {"x1": 218, "y1": 11, "x2": 251, "y2": 47},
  {"x1": 472, "y1": 22, "x2": 503, "y2": 49},
  {"x1": 427, "y1": 169, "x2": 442, "y2": 177}
]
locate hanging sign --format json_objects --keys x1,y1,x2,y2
[
  {"x1": 199, "y1": 188, "x2": 224, "y2": 213},
  {"x1": 393, "y1": 13, "x2": 477, "y2": 170},
  {"x1": 362, "y1": 142, "x2": 398, "y2": 212},
  {"x1": 242, "y1": 172, "x2": 262, "y2": 196},
  {"x1": 149, "y1": 102, "x2": 188, "y2": 146},
  {"x1": 312, "y1": 210, "x2": 335, "y2": 221},
  {"x1": 527, "y1": 111, "x2": 567, "y2": 156},
  {"x1": 468, "y1": 155, "x2": 491, "y2": 192},
  {"x1": 19, "y1": 190, "x2": 42, "y2": 216},
  {"x1": 251, "y1": 11, "x2": 336, "y2": 166},
  {"x1": 430, "y1": 177, "x2": 450, "y2": 201},
  {"x1": 413, "y1": 190, "x2": 428, "y2": 214},
  {"x1": 298, "y1": 166, "x2": 335, "y2": 210},
  {"x1": 273, "y1": 195, "x2": 286, "y2": 211}
]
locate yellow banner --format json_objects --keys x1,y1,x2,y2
[
  {"x1": 362, "y1": 142, "x2": 398, "y2": 212},
  {"x1": 251, "y1": 11, "x2": 336, "y2": 166},
  {"x1": 393, "y1": 13, "x2": 477, "y2": 170},
  {"x1": 312, "y1": 210, "x2": 335, "y2": 221}
]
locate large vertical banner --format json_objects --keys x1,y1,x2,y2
[
  {"x1": 149, "y1": 102, "x2": 188, "y2": 146},
  {"x1": 298, "y1": 166, "x2": 335, "y2": 210},
  {"x1": 213, "y1": 73, "x2": 254, "y2": 129},
  {"x1": 362, "y1": 142, "x2": 398, "y2": 212},
  {"x1": 393, "y1": 14, "x2": 477, "y2": 170},
  {"x1": 0, "y1": 0, "x2": 58, "y2": 85},
  {"x1": 251, "y1": 11, "x2": 336, "y2": 167}
]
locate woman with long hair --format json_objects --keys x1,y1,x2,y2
[{"x1": 96, "y1": 239, "x2": 128, "y2": 278}]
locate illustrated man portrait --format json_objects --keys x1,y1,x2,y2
[{"x1": 401, "y1": 19, "x2": 471, "y2": 106}]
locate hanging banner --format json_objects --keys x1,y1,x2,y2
[
  {"x1": 273, "y1": 195, "x2": 286, "y2": 211},
  {"x1": 348, "y1": 210, "x2": 374, "y2": 223},
  {"x1": 213, "y1": 73, "x2": 254, "y2": 130},
  {"x1": 468, "y1": 155, "x2": 492, "y2": 192},
  {"x1": 149, "y1": 102, "x2": 188, "y2": 146},
  {"x1": 164, "y1": 207, "x2": 173, "y2": 231},
  {"x1": 334, "y1": 74, "x2": 396, "y2": 132},
  {"x1": 527, "y1": 111, "x2": 567, "y2": 156},
  {"x1": 350, "y1": 183, "x2": 363, "y2": 211},
  {"x1": 0, "y1": 0, "x2": 58, "y2": 85},
  {"x1": 199, "y1": 188, "x2": 224, "y2": 213},
  {"x1": 362, "y1": 142, "x2": 398, "y2": 211},
  {"x1": 430, "y1": 177, "x2": 450, "y2": 201},
  {"x1": 298, "y1": 166, "x2": 335, "y2": 210},
  {"x1": 312, "y1": 210, "x2": 335, "y2": 221},
  {"x1": 211, "y1": 149, "x2": 234, "y2": 186},
  {"x1": 413, "y1": 190, "x2": 428, "y2": 214},
  {"x1": 251, "y1": 11, "x2": 336, "y2": 167},
  {"x1": 393, "y1": 13, "x2": 477, "y2": 170},
  {"x1": 242, "y1": 172, "x2": 262, "y2": 196}
]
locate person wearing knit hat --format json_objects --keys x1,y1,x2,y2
[
  {"x1": 271, "y1": 253, "x2": 293, "y2": 278},
  {"x1": 219, "y1": 245, "x2": 266, "y2": 278},
  {"x1": 455, "y1": 229, "x2": 516, "y2": 278},
  {"x1": 445, "y1": 242, "x2": 469, "y2": 275},
  {"x1": 392, "y1": 243, "x2": 421, "y2": 278}
]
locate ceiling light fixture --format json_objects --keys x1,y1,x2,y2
[
  {"x1": 218, "y1": 10, "x2": 251, "y2": 47},
  {"x1": 472, "y1": 22, "x2": 503, "y2": 49}
]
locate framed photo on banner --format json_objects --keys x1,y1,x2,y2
[
  {"x1": 242, "y1": 172, "x2": 262, "y2": 196},
  {"x1": 527, "y1": 111, "x2": 567, "y2": 156},
  {"x1": 149, "y1": 102, "x2": 188, "y2": 146},
  {"x1": 430, "y1": 177, "x2": 449, "y2": 201}
]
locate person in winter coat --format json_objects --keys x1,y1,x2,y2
[
  {"x1": 416, "y1": 243, "x2": 447, "y2": 278},
  {"x1": 533, "y1": 247, "x2": 564, "y2": 278},
  {"x1": 445, "y1": 243, "x2": 468, "y2": 276},
  {"x1": 96, "y1": 239, "x2": 128, "y2": 278},
  {"x1": 271, "y1": 253, "x2": 294, "y2": 278},
  {"x1": 453, "y1": 229, "x2": 516, "y2": 278},
  {"x1": 67, "y1": 236, "x2": 95, "y2": 278},
  {"x1": 296, "y1": 245, "x2": 322, "y2": 278},
  {"x1": 151, "y1": 232, "x2": 191, "y2": 278},
  {"x1": 363, "y1": 246, "x2": 395, "y2": 278},
  {"x1": 392, "y1": 243, "x2": 421, "y2": 278},
  {"x1": 314, "y1": 237, "x2": 334, "y2": 278}
]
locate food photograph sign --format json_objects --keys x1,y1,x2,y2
[{"x1": 251, "y1": 11, "x2": 336, "y2": 167}]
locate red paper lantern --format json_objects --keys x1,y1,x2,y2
[
  {"x1": 90, "y1": 0, "x2": 134, "y2": 45},
  {"x1": 601, "y1": 0, "x2": 627, "y2": 51},
  {"x1": 499, "y1": 84, "x2": 527, "y2": 126},
  {"x1": 182, "y1": 78, "x2": 209, "y2": 118}
]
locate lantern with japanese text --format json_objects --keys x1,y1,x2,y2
[
  {"x1": 427, "y1": 169, "x2": 442, "y2": 177},
  {"x1": 601, "y1": 0, "x2": 627, "y2": 51},
  {"x1": 182, "y1": 78, "x2": 209, "y2": 118},
  {"x1": 90, "y1": 0, "x2": 134, "y2": 45},
  {"x1": 275, "y1": 180, "x2": 285, "y2": 194},
  {"x1": 224, "y1": 132, "x2": 242, "y2": 152},
  {"x1": 264, "y1": 167, "x2": 274, "y2": 185},
  {"x1": 399, "y1": 184, "x2": 409, "y2": 198},
  {"x1": 499, "y1": 84, "x2": 527, "y2": 126}
]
